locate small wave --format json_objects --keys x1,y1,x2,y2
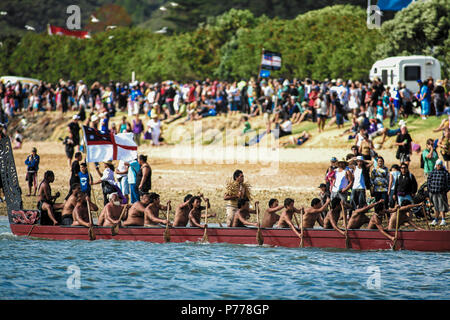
[{"x1": 0, "y1": 232, "x2": 18, "y2": 240}]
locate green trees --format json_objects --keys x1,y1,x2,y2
[{"x1": 373, "y1": 0, "x2": 450, "y2": 78}]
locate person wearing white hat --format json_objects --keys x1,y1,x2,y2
[
  {"x1": 350, "y1": 155, "x2": 369, "y2": 210},
  {"x1": 427, "y1": 159, "x2": 448, "y2": 226}
]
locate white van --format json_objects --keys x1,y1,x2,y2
[
  {"x1": 0, "y1": 76, "x2": 40, "y2": 87},
  {"x1": 369, "y1": 55, "x2": 441, "y2": 93}
]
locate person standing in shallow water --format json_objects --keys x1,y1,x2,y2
[{"x1": 224, "y1": 169, "x2": 252, "y2": 227}]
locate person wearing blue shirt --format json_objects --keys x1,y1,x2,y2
[
  {"x1": 79, "y1": 162, "x2": 92, "y2": 197},
  {"x1": 25, "y1": 147, "x2": 40, "y2": 196},
  {"x1": 127, "y1": 158, "x2": 141, "y2": 204},
  {"x1": 419, "y1": 80, "x2": 431, "y2": 119}
]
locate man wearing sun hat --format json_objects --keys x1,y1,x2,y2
[{"x1": 427, "y1": 159, "x2": 449, "y2": 226}]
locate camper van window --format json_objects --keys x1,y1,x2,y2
[
  {"x1": 381, "y1": 70, "x2": 388, "y2": 85},
  {"x1": 404, "y1": 66, "x2": 421, "y2": 81}
]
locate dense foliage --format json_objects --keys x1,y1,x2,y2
[
  {"x1": 0, "y1": 1, "x2": 448, "y2": 83},
  {"x1": 373, "y1": 0, "x2": 450, "y2": 78}
]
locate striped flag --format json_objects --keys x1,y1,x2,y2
[
  {"x1": 82, "y1": 126, "x2": 138, "y2": 163},
  {"x1": 261, "y1": 51, "x2": 282, "y2": 70}
]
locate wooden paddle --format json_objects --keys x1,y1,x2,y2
[
  {"x1": 393, "y1": 207, "x2": 400, "y2": 251},
  {"x1": 340, "y1": 201, "x2": 349, "y2": 249},
  {"x1": 87, "y1": 198, "x2": 95, "y2": 241},
  {"x1": 201, "y1": 200, "x2": 209, "y2": 243},
  {"x1": 111, "y1": 205, "x2": 128, "y2": 236},
  {"x1": 164, "y1": 201, "x2": 171, "y2": 243},
  {"x1": 300, "y1": 208, "x2": 305, "y2": 248},
  {"x1": 255, "y1": 202, "x2": 264, "y2": 246},
  {"x1": 422, "y1": 204, "x2": 430, "y2": 230},
  {"x1": 292, "y1": 212, "x2": 303, "y2": 247}
]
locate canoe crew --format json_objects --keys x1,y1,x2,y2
[
  {"x1": 261, "y1": 198, "x2": 284, "y2": 228},
  {"x1": 72, "y1": 192, "x2": 98, "y2": 227},
  {"x1": 367, "y1": 202, "x2": 399, "y2": 242},
  {"x1": 173, "y1": 194, "x2": 194, "y2": 227},
  {"x1": 231, "y1": 198, "x2": 258, "y2": 228},
  {"x1": 61, "y1": 183, "x2": 82, "y2": 225},
  {"x1": 37, "y1": 170, "x2": 64, "y2": 225},
  {"x1": 302, "y1": 198, "x2": 331, "y2": 228},
  {"x1": 98, "y1": 192, "x2": 128, "y2": 227},
  {"x1": 188, "y1": 196, "x2": 215, "y2": 228},
  {"x1": 224, "y1": 170, "x2": 251, "y2": 227},
  {"x1": 387, "y1": 200, "x2": 425, "y2": 230},
  {"x1": 123, "y1": 192, "x2": 151, "y2": 226},
  {"x1": 323, "y1": 197, "x2": 350, "y2": 236},
  {"x1": 275, "y1": 198, "x2": 302, "y2": 239},
  {"x1": 346, "y1": 199, "x2": 385, "y2": 229},
  {"x1": 143, "y1": 192, "x2": 171, "y2": 227}
]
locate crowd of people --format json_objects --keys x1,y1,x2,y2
[
  {"x1": 1, "y1": 75, "x2": 448, "y2": 234},
  {"x1": 1, "y1": 76, "x2": 450, "y2": 150}
]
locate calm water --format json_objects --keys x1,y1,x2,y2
[{"x1": 0, "y1": 216, "x2": 449, "y2": 300}]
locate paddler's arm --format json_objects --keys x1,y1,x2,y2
[
  {"x1": 145, "y1": 207, "x2": 169, "y2": 225},
  {"x1": 330, "y1": 214, "x2": 346, "y2": 236},
  {"x1": 86, "y1": 196, "x2": 98, "y2": 212},
  {"x1": 267, "y1": 204, "x2": 284, "y2": 214},
  {"x1": 372, "y1": 216, "x2": 395, "y2": 241},
  {"x1": 285, "y1": 216, "x2": 302, "y2": 238},
  {"x1": 235, "y1": 212, "x2": 257, "y2": 227},
  {"x1": 188, "y1": 209, "x2": 205, "y2": 228}
]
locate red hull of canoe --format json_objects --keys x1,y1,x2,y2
[{"x1": 9, "y1": 224, "x2": 450, "y2": 251}]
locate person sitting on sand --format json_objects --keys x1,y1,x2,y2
[
  {"x1": 61, "y1": 184, "x2": 82, "y2": 225},
  {"x1": 387, "y1": 200, "x2": 424, "y2": 230},
  {"x1": 123, "y1": 193, "x2": 151, "y2": 227},
  {"x1": 231, "y1": 198, "x2": 258, "y2": 228},
  {"x1": 346, "y1": 199, "x2": 385, "y2": 229},
  {"x1": 144, "y1": 192, "x2": 171, "y2": 227},
  {"x1": 261, "y1": 198, "x2": 284, "y2": 228},
  {"x1": 188, "y1": 196, "x2": 215, "y2": 228},
  {"x1": 72, "y1": 192, "x2": 98, "y2": 227},
  {"x1": 302, "y1": 198, "x2": 331, "y2": 229},
  {"x1": 275, "y1": 198, "x2": 302, "y2": 239},
  {"x1": 37, "y1": 170, "x2": 64, "y2": 225},
  {"x1": 173, "y1": 194, "x2": 196, "y2": 227}
]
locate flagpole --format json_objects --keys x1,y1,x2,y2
[
  {"x1": 258, "y1": 48, "x2": 264, "y2": 83},
  {"x1": 81, "y1": 126, "x2": 99, "y2": 219}
]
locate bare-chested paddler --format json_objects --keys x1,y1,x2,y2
[
  {"x1": 323, "y1": 197, "x2": 350, "y2": 236},
  {"x1": 275, "y1": 198, "x2": 302, "y2": 238},
  {"x1": 261, "y1": 198, "x2": 283, "y2": 228},
  {"x1": 123, "y1": 193, "x2": 151, "y2": 226},
  {"x1": 387, "y1": 200, "x2": 425, "y2": 230},
  {"x1": 99, "y1": 193, "x2": 130, "y2": 227},
  {"x1": 173, "y1": 194, "x2": 194, "y2": 227},
  {"x1": 72, "y1": 193, "x2": 99, "y2": 227},
  {"x1": 188, "y1": 196, "x2": 216, "y2": 228},
  {"x1": 144, "y1": 192, "x2": 171, "y2": 227},
  {"x1": 37, "y1": 170, "x2": 64, "y2": 225},
  {"x1": 61, "y1": 184, "x2": 82, "y2": 226},
  {"x1": 231, "y1": 198, "x2": 258, "y2": 228},
  {"x1": 302, "y1": 198, "x2": 331, "y2": 228},
  {"x1": 346, "y1": 199, "x2": 385, "y2": 229}
]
